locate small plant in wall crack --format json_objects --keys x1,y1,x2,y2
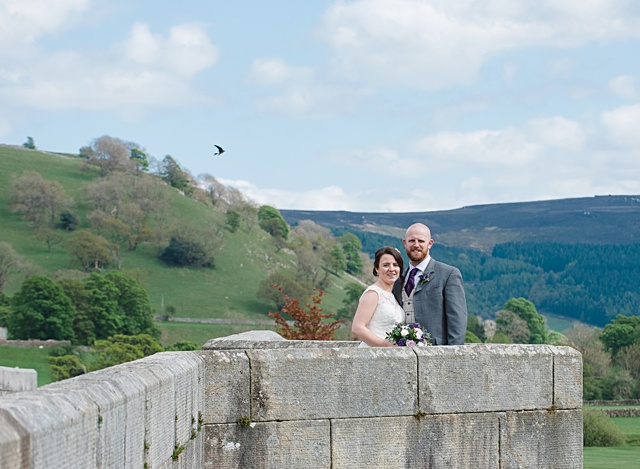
[
  {"x1": 172, "y1": 442, "x2": 185, "y2": 461},
  {"x1": 236, "y1": 415, "x2": 255, "y2": 428}
]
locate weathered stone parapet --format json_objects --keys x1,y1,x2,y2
[
  {"x1": 248, "y1": 347, "x2": 417, "y2": 421},
  {"x1": 416, "y1": 344, "x2": 581, "y2": 414},
  {"x1": 0, "y1": 351, "x2": 205, "y2": 469},
  {"x1": 499, "y1": 409, "x2": 583, "y2": 469},
  {"x1": 203, "y1": 329, "x2": 359, "y2": 350},
  {"x1": 0, "y1": 342, "x2": 583, "y2": 469},
  {"x1": 0, "y1": 366, "x2": 37, "y2": 394},
  {"x1": 332, "y1": 414, "x2": 500, "y2": 469},
  {"x1": 204, "y1": 420, "x2": 331, "y2": 468}
]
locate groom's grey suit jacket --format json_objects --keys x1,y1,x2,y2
[{"x1": 392, "y1": 258, "x2": 468, "y2": 345}]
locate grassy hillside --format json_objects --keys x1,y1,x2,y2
[{"x1": 0, "y1": 145, "x2": 352, "y2": 345}]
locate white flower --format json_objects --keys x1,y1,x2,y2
[
  {"x1": 415, "y1": 328, "x2": 423, "y2": 338},
  {"x1": 417, "y1": 341, "x2": 426, "y2": 347},
  {"x1": 400, "y1": 327, "x2": 409, "y2": 337}
]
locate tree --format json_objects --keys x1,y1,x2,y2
[
  {"x1": 562, "y1": 324, "x2": 611, "y2": 400},
  {"x1": 226, "y1": 210, "x2": 241, "y2": 233},
  {"x1": 105, "y1": 271, "x2": 160, "y2": 339},
  {"x1": 257, "y1": 271, "x2": 309, "y2": 309},
  {"x1": 66, "y1": 230, "x2": 116, "y2": 271},
  {"x1": 80, "y1": 135, "x2": 136, "y2": 176},
  {"x1": 58, "y1": 277, "x2": 95, "y2": 345},
  {"x1": 92, "y1": 334, "x2": 163, "y2": 370},
  {"x1": 327, "y1": 244, "x2": 347, "y2": 274},
  {"x1": 495, "y1": 309, "x2": 530, "y2": 343},
  {"x1": 466, "y1": 314, "x2": 487, "y2": 342},
  {"x1": 490, "y1": 332, "x2": 511, "y2": 343},
  {"x1": 0, "y1": 242, "x2": 27, "y2": 293},
  {"x1": 336, "y1": 282, "x2": 365, "y2": 321},
  {"x1": 159, "y1": 235, "x2": 214, "y2": 268},
  {"x1": 10, "y1": 171, "x2": 72, "y2": 226},
  {"x1": 502, "y1": 297, "x2": 548, "y2": 344},
  {"x1": 8, "y1": 275, "x2": 75, "y2": 341},
  {"x1": 339, "y1": 233, "x2": 363, "y2": 275},
  {"x1": 268, "y1": 287, "x2": 343, "y2": 340},
  {"x1": 465, "y1": 330, "x2": 482, "y2": 343},
  {"x1": 22, "y1": 136, "x2": 36, "y2": 149},
  {"x1": 600, "y1": 315, "x2": 640, "y2": 356},
  {"x1": 161, "y1": 155, "x2": 194, "y2": 195},
  {"x1": 82, "y1": 273, "x2": 122, "y2": 341},
  {"x1": 130, "y1": 148, "x2": 149, "y2": 174},
  {"x1": 34, "y1": 226, "x2": 64, "y2": 252},
  {"x1": 58, "y1": 210, "x2": 79, "y2": 231},
  {"x1": 49, "y1": 355, "x2": 86, "y2": 381},
  {"x1": 257, "y1": 205, "x2": 289, "y2": 240}
]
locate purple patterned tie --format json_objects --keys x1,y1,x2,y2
[{"x1": 405, "y1": 267, "x2": 419, "y2": 296}]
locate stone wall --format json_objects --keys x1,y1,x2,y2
[
  {"x1": 0, "y1": 366, "x2": 37, "y2": 395},
  {"x1": 0, "y1": 342, "x2": 583, "y2": 469}
]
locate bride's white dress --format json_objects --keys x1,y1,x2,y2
[{"x1": 358, "y1": 284, "x2": 404, "y2": 347}]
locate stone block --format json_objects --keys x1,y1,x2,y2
[
  {"x1": 197, "y1": 350, "x2": 250, "y2": 424},
  {"x1": 113, "y1": 358, "x2": 177, "y2": 468},
  {"x1": 203, "y1": 330, "x2": 358, "y2": 350},
  {"x1": 499, "y1": 409, "x2": 583, "y2": 469},
  {"x1": 203, "y1": 420, "x2": 330, "y2": 468},
  {"x1": 0, "y1": 409, "x2": 28, "y2": 469},
  {"x1": 248, "y1": 348, "x2": 417, "y2": 421},
  {"x1": 551, "y1": 346, "x2": 582, "y2": 408},
  {"x1": 0, "y1": 366, "x2": 37, "y2": 393},
  {"x1": 44, "y1": 373, "x2": 145, "y2": 469},
  {"x1": 416, "y1": 344, "x2": 553, "y2": 413},
  {"x1": 0, "y1": 391, "x2": 97, "y2": 468},
  {"x1": 141, "y1": 352, "x2": 205, "y2": 446},
  {"x1": 331, "y1": 413, "x2": 499, "y2": 469}
]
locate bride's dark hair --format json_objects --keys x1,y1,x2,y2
[{"x1": 373, "y1": 246, "x2": 404, "y2": 276}]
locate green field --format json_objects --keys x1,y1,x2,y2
[
  {"x1": 543, "y1": 314, "x2": 576, "y2": 333},
  {"x1": 0, "y1": 347, "x2": 53, "y2": 386},
  {"x1": 584, "y1": 414, "x2": 640, "y2": 469}
]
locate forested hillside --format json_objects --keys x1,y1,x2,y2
[{"x1": 320, "y1": 217, "x2": 640, "y2": 327}]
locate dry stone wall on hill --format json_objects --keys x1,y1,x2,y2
[{"x1": 0, "y1": 339, "x2": 583, "y2": 469}]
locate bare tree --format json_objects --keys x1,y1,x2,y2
[
  {"x1": 198, "y1": 173, "x2": 229, "y2": 208},
  {"x1": 10, "y1": 171, "x2": 72, "y2": 226},
  {"x1": 562, "y1": 324, "x2": 611, "y2": 379},
  {"x1": 0, "y1": 242, "x2": 39, "y2": 292},
  {"x1": 81, "y1": 135, "x2": 136, "y2": 176}
]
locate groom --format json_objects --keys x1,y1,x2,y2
[{"x1": 392, "y1": 223, "x2": 468, "y2": 345}]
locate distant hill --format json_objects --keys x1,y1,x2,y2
[
  {"x1": 282, "y1": 195, "x2": 640, "y2": 251},
  {"x1": 282, "y1": 197, "x2": 640, "y2": 327}
]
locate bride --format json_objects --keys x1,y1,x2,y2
[{"x1": 351, "y1": 246, "x2": 405, "y2": 347}]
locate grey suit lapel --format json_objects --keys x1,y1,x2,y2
[{"x1": 414, "y1": 258, "x2": 436, "y2": 294}]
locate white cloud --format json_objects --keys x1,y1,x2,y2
[
  {"x1": 0, "y1": 22, "x2": 219, "y2": 115},
  {"x1": 219, "y1": 178, "x2": 362, "y2": 211},
  {"x1": 601, "y1": 103, "x2": 640, "y2": 147},
  {"x1": 607, "y1": 75, "x2": 638, "y2": 100},
  {"x1": 320, "y1": 0, "x2": 640, "y2": 90},
  {"x1": 0, "y1": 0, "x2": 89, "y2": 57},
  {"x1": 249, "y1": 58, "x2": 314, "y2": 85}
]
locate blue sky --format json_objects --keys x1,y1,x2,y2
[{"x1": 2, "y1": 0, "x2": 640, "y2": 212}]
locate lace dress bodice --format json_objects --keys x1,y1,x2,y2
[{"x1": 358, "y1": 284, "x2": 404, "y2": 347}]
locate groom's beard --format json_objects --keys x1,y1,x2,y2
[{"x1": 407, "y1": 248, "x2": 427, "y2": 264}]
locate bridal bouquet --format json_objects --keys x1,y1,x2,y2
[{"x1": 385, "y1": 322, "x2": 431, "y2": 347}]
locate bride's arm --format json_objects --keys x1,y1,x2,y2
[{"x1": 351, "y1": 290, "x2": 394, "y2": 347}]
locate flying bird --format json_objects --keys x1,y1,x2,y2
[{"x1": 213, "y1": 145, "x2": 225, "y2": 156}]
